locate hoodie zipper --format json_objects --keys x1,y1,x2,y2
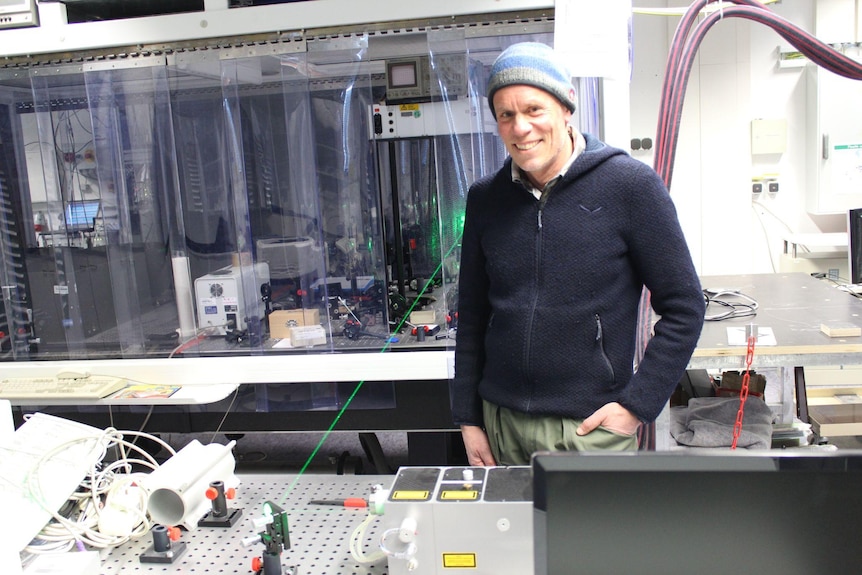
[
  {"x1": 595, "y1": 314, "x2": 615, "y2": 381},
  {"x1": 523, "y1": 189, "x2": 551, "y2": 401},
  {"x1": 537, "y1": 188, "x2": 551, "y2": 231}
]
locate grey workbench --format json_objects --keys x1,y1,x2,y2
[
  {"x1": 692, "y1": 272, "x2": 862, "y2": 369},
  {"x1": 685, "y1": 272, "x2": 862, "y2": 428}
]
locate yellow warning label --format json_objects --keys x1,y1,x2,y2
[
  {"x1": 399, "y1": 103, "x2": 420, "y2": 112},
  {"x1": 442, "y1": 553, "x2": 477, "y2": 568},
  {"x1": 391, "y1": 490, "x2": 430, "y2": 500},
  {"x1": 440, "y1": 490, "x2": 478, "y2": 500}
]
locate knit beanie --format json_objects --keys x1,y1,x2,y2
[{"x1": 486, "y1": 42, "x2": 576, "y2": 119}]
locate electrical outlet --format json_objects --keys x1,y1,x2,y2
[
  {"x1": 752, "y1": 182, "x2": 763, "y2": 194},
  {"x1": 768, "y1": 181, "x2": 779, "y2": 193}
]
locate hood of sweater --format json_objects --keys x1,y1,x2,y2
[{"x1": 504, "y1": 132, "x2": 630, "y2": 196}]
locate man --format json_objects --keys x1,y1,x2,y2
[{"x1": 451, "y1": 42, "x2": 705, "y2": 466}]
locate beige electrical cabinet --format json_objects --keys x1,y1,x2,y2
[{"x1": 805, "y1": 46, "x2": 862, "y2": 214}]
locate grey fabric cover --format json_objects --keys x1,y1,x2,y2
[{"x1": 670, "y1": 396, "x2": 773, "y2": 449}]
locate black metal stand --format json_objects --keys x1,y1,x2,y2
[
  {"x1": 139, "y1": 524, "x2": 187, "y2": 564},
  {"x1": 198, "y1": 480, "x2": 243, "y2": 528}
]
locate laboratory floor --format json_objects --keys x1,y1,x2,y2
[
  {"x1": 162, "y1": 430, "x2": 412, "y2": 474},
  {"x1": 158, "y1": 429, "x2": 862, "y2": 476}
]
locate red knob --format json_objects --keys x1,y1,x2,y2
[
  {"x1": 252, "y1": 557, "x2": 263, "y2": 571},
  {"x1": 205, "y1": 487, "x2": 218, "y2": 500},
  {"x1": 225, "y1": 487, "x2": 237, "y2": 499},
  {"x1": 167, "y1": 526, "x2": 181, "y2": 541}
]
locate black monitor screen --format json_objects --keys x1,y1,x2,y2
[
  {"x1": 64, "y1": 200, "x2": 100, "y2": 232},
  {"x1": 533, "y1": 450, "x2": 862, "y2": 575},
  {"x1": 849, "y1": 207, "x2": 862, "y2": 284}
]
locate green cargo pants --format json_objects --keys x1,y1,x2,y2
[{"x1": 483, "y1": 400, "x2": 638, "y2": 466}]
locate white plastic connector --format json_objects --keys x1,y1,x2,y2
[
  {"x1": 398, "y1": 517, "x2": 417, "y2": 543},
  {"x1": 380, "y1": 522, "x2": 418, "y2": 563},
  {"x1": 368, "y1": 486, "x2": 389, "y2": 516},
  {"x1": 251, "y1": 514, "x2": 271, "y2": 531},
  {"x1": 240, "y1": 534, "x2": 263, "y2": 548},
  {"x1": 98, "y1": 482, "x2": 147, "y2": 536}
]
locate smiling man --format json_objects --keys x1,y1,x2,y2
[{"x1": 451, "y1": 42, "x2": 705, "y2": 466}]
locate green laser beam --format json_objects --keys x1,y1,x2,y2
[{"x1": 279, "y1": 229, "x2": 463, "y2": 504}]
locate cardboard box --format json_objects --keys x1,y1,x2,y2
[
  {"x1": 409, "y1": 310, "x2": 436, "y2": 324},
  {"x1": 289, "y1": 325, "x2": 327, "y2": 347},
  {"x1": 270, "y1": 309, "x2": 320, "y2": 339}
]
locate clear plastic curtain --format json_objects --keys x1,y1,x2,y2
[{"x1": 84, "y1": 60, "x2": 172, "y2": 357}]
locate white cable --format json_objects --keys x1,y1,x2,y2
[
  {"x1": 23, "y1": 426, "x2": 169, "y2": 552},
  {"x1": 24, "y1": 538, "x2": 75, "y2": 555}
]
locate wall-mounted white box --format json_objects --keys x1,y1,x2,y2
[{"x1": 751, "y1": 118, "x2": 787, "y2": 154}]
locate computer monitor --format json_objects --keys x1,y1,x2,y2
[
  {"x1": 63, "y1": 200, "x2": 101, "y2": 232},
  {"x1": 532, "y1": 450, "x2": 862, "y2": 575},
  {"x1": 848, "y1": 207, "x2": 862, "y2": 284}
]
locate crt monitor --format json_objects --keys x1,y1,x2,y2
[
  {"x1": 63, "y1": 200, "x2": 101, "y2": 232},
  {"x1": 532, "y1": 450, "x2": 862, "y2": 575},
  {"x1": 387, "y1": 60, "x2": 419, "y2": 89}
]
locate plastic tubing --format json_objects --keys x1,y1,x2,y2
[{"x1": 143, "y1": 440, "x2": 238, "y2": 530}]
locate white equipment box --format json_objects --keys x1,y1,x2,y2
[
  {"x1": 255, "y1": 237, "x2": 322, "y2": 279},
  {"x1": 382, "y1": 466, "x2": 533, "y2": 575},
  {"x1": 368, "y1": 98, "x2": 495, "y2": 140},
  {"x1": 194, "y1": 263, "x2": 270, "y2": 334}
]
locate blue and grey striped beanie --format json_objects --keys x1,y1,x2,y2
[{"x1": 486, "y1": 42, "x2": 576, "y2": 119}]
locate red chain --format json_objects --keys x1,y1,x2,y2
[{"x1": 730, "y1": 334, "x2": 756, "y2": 449}]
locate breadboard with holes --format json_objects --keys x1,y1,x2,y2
[{"x1": 101, "y1": 475, "x2": 391, "y2": 574}]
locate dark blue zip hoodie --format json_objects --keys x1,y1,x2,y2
[{"x1": 451, "y1": 134, "x2": 704, "y2": 426}]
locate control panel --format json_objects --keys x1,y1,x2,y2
[
  {"x1": 369, "y1": 98, "x2": 494, "y2": 140},
  {"x1": 194, "y1": 263, "x2": 270, "y2": 335}
]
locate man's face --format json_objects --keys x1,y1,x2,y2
[{"x1": 492, "y1": 84, "x2": 574, "y2": 189}]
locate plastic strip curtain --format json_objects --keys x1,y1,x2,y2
[
  {"x1": 84, "y1": 62, "x2": 169, "y2": 357},
  {"x1": 219, "y1": 57, "x2": 268, "y2": 351},
  {"x1": 28, "y1": 68, "x2": 91, "y2": 357},
  {"x1": 428, "y1": 28, "x2": 508, "y2": 418},
  {"x1": 299, "y1": 35, "x2": 386, "y2": 350},
  {"x1": 576, "y1": 77, "x2": 602, "y2": 140},
  {"x1": 0, "y1": 83, "x2": 32, "y2": 359}
]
